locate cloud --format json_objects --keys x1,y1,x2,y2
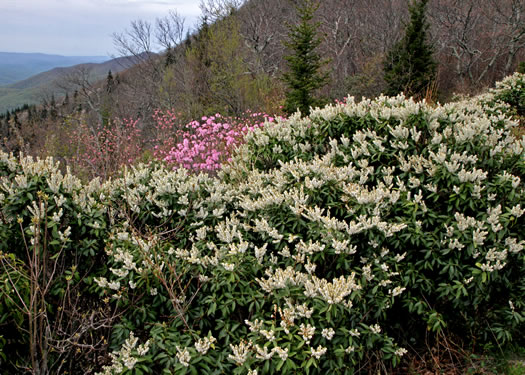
[
  {"x1": 0, "y1": 0, "x2": 201, "y2": 55},
  {"x1": 85, "y1": 0, "x2": 200, "y2": 15}
]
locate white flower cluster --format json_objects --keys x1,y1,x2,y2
[
  {"x1": 321, "y1": 327, "x2": 335, "y2": 340},
  {"x1": 227, "y1": 339, "x2": 291, "y2": 366},
  {"x1": 303, "y1": 274, "x2": 361, "y2": 305},
  {"x1": 298, "y1": 323, "x2": 316, "y2": 344},
  {"x1": 310, "y1": 345, "x2": 327, "y2": 359},
  {"x1": 95, "y1": 332, "x2": 150, "y2": 375},
  {"x1": 176, "y1": 346, "x2": 191, "y2": 367},
  {"x1": 228, "y1": 340, "x2": 252, "y2": 365}
]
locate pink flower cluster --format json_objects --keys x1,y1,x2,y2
[{"x1": 154, "y1": 110, "x2": 280, "y2": 172}]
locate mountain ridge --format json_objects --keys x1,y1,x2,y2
[
  {"x1": 0, "y1": 51, "x2": 110, "y2": 86},
  {"x1": 0, "y1": 55, "x2": 138, "y2": 113}
]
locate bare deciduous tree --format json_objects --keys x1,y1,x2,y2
[
  {"x1": 486, "y1": 0, "x2": 525, "y2": 76},
  {"x1": 110, "y1": 12, "x2": 188, "y2": 118},
  {"x1": 156, "y1": 10, "x2": 186, "y2": 49},
  {"x1": 430, "y1": 0, "x2": 525, "y2": 91},
  {"x1": 199, "y1": 0, "x2": 244, "y2": 22},
  {"x1": 238, "y1": 0, "x2": 289, "y2": 76},
  {"x1": 112, "y1": 19, "x2": 155, "y2": 65},
  {"x1": 56, "y1": 66, "x2": 109, "y2": 129}
]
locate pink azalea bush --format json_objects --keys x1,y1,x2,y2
[{"x1": 153, "y1": 110, "x2": 281, "y2": 172}]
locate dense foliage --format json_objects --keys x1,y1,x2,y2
[{"x1": 0, "y1": 74, "x2": 524, "y2": 374}]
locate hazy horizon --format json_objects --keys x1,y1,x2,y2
[
  {"x1": 0, "y1": 51, "x2": 111, "y2": 58},
  {"x1": 0, "y1": 0, "x2": 201, "y2": 56}
]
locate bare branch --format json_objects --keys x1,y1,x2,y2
[
  {"x1": 199, "y1": 0, "x2": 244, "y2": 22},
  {"x1": 156, "y1": 10, "x2": 186, "y2": 49}
]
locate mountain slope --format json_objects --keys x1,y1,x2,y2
[
  {"x1": 0, "y1": 55, "x2": 137, "y2": 113},
  {"x1": 0, "y1": 52, "x2": 109, "y2": 85}
]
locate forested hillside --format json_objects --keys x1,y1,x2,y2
[{"x1": 2, "y1": 0, "x2": 525, "y2": 179}]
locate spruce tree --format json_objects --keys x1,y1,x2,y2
[
  {"x1": 384, "y1": 0, "x2": 436, "y2": 99},
  {"x1": 49, "y1": 95, "x2": 58, "y2": 119},
  {"x1": 165, "y1": 46, "x2": 176, "y2": 67},
  {"x1": 283, "y1": 0, "x2": 328, "y2": 116},
  {"x1": 106, "y1": 70, "x2": 115, "y2": 93}
]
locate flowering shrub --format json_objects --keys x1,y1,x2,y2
[
  {"x1": 490, "y1": 72, "x2": 525, "y2": 116},
  {"x1": 0, "y1": 154, "x2": 113, "y2": 373},
  {"x1": 92, "y1": 161, "x2": 409, "y2": 374},
  {"x1": 94, "y1": 75, "x2": 523, "y2": 373},
  {"x1": 68, "y1": 117, "x2": 144, "y2": 180},
  {"x1": 226, "y1": 74, "x2": 525, "y2": 346},
  {"x1": 154, "y1": 110, "x2": 279, "y2": 173},
  {"x1": 1, "y1": 74, "x2": 524, "y2": 374}
]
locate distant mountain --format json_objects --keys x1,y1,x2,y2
[
  {"x1": 0, "y1": 55, "x2": 138, "y2": 113},
  {"x1": 0, "y1": 52, "x2": 110, "y2": 86}
]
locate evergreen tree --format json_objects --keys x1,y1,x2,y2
[
  {"x1": 384, "y1": 0, "x2": 436, "y2": 99},
  {"x1": 165, "y1": 46, "x2": 177, "y2": 67},
  {"x1": 106, "y1": 70, "x2": 115, "y2": 93},
  {"x1": 185, "y1": 16, "x2": 214, "y2": 115},
  {"x1": 12, "y1": 112, "x2": 20, "y2": 127},
  {"x1": 282, "y1": 0, "x2": 328, "y2": 116},
  {"x1": 184, "y1": 30, "x2": 192, "y2": 50},
  {"x1": 49, "y1": 95, "x2": 58, "y2": 119}
]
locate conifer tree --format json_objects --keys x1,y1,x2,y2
[
  {"x1": 49, "y1": 95, "x2": 58, "y2": 119},
  {"x1": 165, "y1": 46, "x2": 176, "y2": 67},
  {"x1": 384, "y1": 0, "x2": 436, "y2": 99},
  {"x1": 282, "y1": 0, "x2": 328, "y2": 116},
  {"x1": 106, "y1": 70, "x2": 115, "y2": 93}
]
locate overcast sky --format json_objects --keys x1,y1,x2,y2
[{"x1": 0, "y1": 0, "x2": 202, "y2": 56}]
